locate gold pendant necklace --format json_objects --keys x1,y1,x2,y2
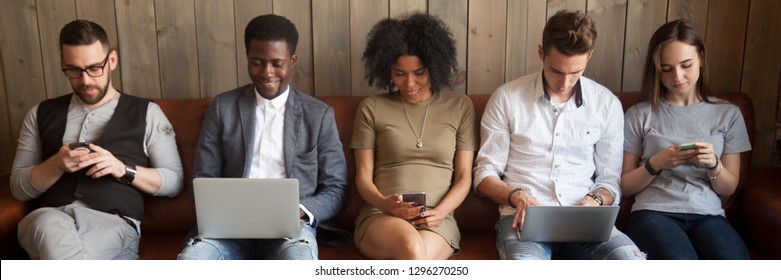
[{"x1": 401, "y1": 96, "x2": 430, "y2": 148}]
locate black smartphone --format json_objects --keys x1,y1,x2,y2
[
  {"x1": 402, "y1": 192, "x2": 426, "y2": 221},
  {"x1": 69, "y1": 142, "x2": 93, "y2": 152}
]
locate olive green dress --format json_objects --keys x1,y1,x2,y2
[{"x1": 350, "y1": 92, "x2": 478, "y2": 252}]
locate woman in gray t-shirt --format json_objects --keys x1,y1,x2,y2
[{"x1": 620, "y1": 20, "x2": 750, "y2": 260}]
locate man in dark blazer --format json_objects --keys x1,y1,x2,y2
[{"x1": 178, "y1": 14, "x2": 347, "y2": 260}]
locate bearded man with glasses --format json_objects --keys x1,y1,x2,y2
[{"x1": 9, "y1": 20, "x2": 184, "y2": 259}]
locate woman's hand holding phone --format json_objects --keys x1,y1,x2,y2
[
  {"x1": 685, "y1": 141, "x2": 718, "y2": 168},
  {"x1": 382, "y1": 194, "x2": 425, "y2": 221}
]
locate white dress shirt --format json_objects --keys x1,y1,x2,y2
[
  {"x1": 248, "y1": 87, "x2": 314, "y2": 224},
  {"x1": 473, "y1": 71, "x2": 624, "y2": 216}
]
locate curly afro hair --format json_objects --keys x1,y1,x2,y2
[{"x1": 362, "y1": 12, "x2": 457, "y2": 93}]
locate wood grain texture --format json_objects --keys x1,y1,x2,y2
[
  {"x1": 275, "y1": 0, "x2": 314, "y2": 95},
  {"x1": 429, "y1": 0, "x2": 467, "y2": 95},
  {"x1": 505, "y1": 0, "x2": 530, "y2": 83},
  {"x1": 0, "y1": 0, "x2": 47, "y2": 147},
  {"x1": 195, "y1": 0, "x2": 238, "y2": 97},
  {"x1": 467, "y1": 0, "x2": 507, "y2": 95},
  {"x1": 36, "y1": 0, "x2": 77, "y2": 99},
  {"x1": 233, "y1": 0, "x2": 272, "y2": 88},
  {"x1": 349, "y1": 0, "x2": 388, "y2": 96},
  {"x1": 156, "y1": 0, "x2": 200, "y2": 99},
  {"x1": 585, "y1": 0, "x2": 627, "y2": 92},
  {"x1": 740, "y1": 0, "x2": 781, "y2": 167},
  {"x1": 75, "y1": 0, "x2": 122, "y2": 91},
  {"x1": 622, "y1": 0, "x2": 667, "y2": 91},
  {"x1": 115, "y1": 0, "x2": 161, "y2": 98},
  {"x1": 668, "y1": 0, "x2": 708, "y2": 35},
  {"x1": 312, "y1": 0, "x2": 350, "y2": 97},
  {"x1": 505, "y1": 0, "x2": 546, "y2": 82},
  {"x1": 704, "y1": 0, "x2": 748, "y2": 94},
  {"x1": 525, "y1": 0, "x2": 546, "y2": 74},
  {"x1": 390, "y1": 0, "x2": 427, "y2": 17},
  {"x1": 547, "y1": 0, "x2": 587, "y2": 18}
]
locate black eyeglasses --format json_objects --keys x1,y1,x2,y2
[{"x1": 62, "y1": 52, "x2": 110, "y2": 79}]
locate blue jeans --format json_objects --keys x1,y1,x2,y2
[
  {"x1": 625, "y1": 210, "x2": 749, "y2": 260},
  {"x1": 495, "y1": 215, "x2": 645, "y2": 260},
  {"x1": 177, "y1": 224, "x2": 318, "y2": 260}
]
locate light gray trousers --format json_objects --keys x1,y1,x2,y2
[{"x1": 17, "y1": 202, "x2": 140, "y2": 260}]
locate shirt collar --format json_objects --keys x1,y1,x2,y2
[
  {"x1": 539, "y1": 71, "x2": 584, "y2": 108},
  {"x1": 255, "y1": 85, "x2": 290, "y2": 109}
]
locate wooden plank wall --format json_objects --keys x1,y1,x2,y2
[{"x1": 1, "y1": 0, "x2": 779, "y2": 173}]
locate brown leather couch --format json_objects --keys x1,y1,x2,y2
[{"x1": 0, "y1": 92, "x2": 778, "y2": 260}]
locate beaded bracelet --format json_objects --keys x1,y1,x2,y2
[{"x1": 507, "y1": 188, "x2": 524, "y2": 208}]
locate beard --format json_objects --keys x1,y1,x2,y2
[{"x1": 73, "y1": 76, "x2": 111, "y2": 105}]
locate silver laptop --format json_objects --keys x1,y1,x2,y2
[
  {"x1": 193, "y1": 178, "x2": 301, "y2": 239},
  {"x1": 519, "y1": 205, "x2": 619, "y2": 242}
]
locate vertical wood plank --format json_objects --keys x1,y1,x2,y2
[
  {"x1": 585, "y1": 0, "x2": 627, "y2": 92},
  {"x1": 155, "y1": 0, "x2": 199, "y2": 99},
  {"x1": 505, "y1": 0, "x2": 529, "y2": 83},
  {"x1": 390, "y1": 0, "x2": 427, "y2": 17},
  {"x1": 115, "y1": 0, "x2": 161, "y2": 99},
  {"x1": 467, "y1": 0, "x2": 507, "y2": 95},
  {"x1": 429, "y1": 0, "x2": 467, "y2": 95},
  {"x1": 75, "y1": 0, "x2": 122, "y2": 91},
  {"x1": 505, "y1": 0, "x2": 547, "y2": 82},
  {"x1": 525, "y1": 0, "x2": 547, "y2": 74},
  {"x1": 668, "y1": 0, "x2": 708, "y2": 35},
  {"x1": 312, "y1": 0, "x2": 350, "y2": 97},
  {"x1": 740, "y1": 0, "x2": 781, "y2": 167},
  {"x1": 547, "y1": 0, "x2": 587, "y2": 18},
  {"x1": 194, "y1": 0, "x2": 237, "y2": 97},
  {"x1": 704, "y1": 0, "x2": 748, "y2": 94},
  {"x1": 0, "y1": 47, "x2": 13, "y2": 174},
  {"x1": 622, "y1": 0, "x2": 667, "y2": 92},
  {"x1": 36, "y1": 0, "x2": 77, "y2": 99},
  {"x1": 233, "y1": 0, "x2": 272, "y2": 87},
  {"x1": 0, "y1": 0, "x2": 47, "y2": 147},
  {"x1": 275, "y1": 0, "x2": 314, "y2": 95},
  {"x1": 350, "y1": 0, "x2": 388, "y2": 96}
]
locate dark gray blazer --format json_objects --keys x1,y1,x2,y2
[{"x1": 193, "y1": 84, "x2": 347, "y2": 227}]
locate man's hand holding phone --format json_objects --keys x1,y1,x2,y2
[
  {"x1": 69, "y1": 142, "x2": 94, "y2": 152},
  {"x1": 54, "y1": 142, "x2": 94, "y2": 173}
]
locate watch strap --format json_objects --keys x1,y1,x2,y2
[{"x1": 118, "y1": 161, "x2": 137, "y2": 185}]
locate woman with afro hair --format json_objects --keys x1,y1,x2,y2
[{"x1": 350, "y1": 12, "x2": 478, "y2": 259}]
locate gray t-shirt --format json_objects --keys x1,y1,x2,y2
[{"x1": 624, "y1": 97, "x2": 751, "y2": 216}]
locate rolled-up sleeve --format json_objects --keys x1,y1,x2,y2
[
  {"x1": 473, "y1": 90, "x2": 510, "y2": 190},
  {"x1": 145, "y1": 103, "x2": 184, "y2": 197},
  {"x1": 592, "y1": 96, "x2": 624, "y2": 204}
]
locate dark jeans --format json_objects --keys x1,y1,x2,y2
[{"x1": 625, "y1": 210, "x2": 749, "y2": 260}]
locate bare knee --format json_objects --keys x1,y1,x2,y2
[{"x1": 395, "y1": 233, "x2": 427, "y2": 259}]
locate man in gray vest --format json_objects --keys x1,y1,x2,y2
[{"x1": 9, "y1": 20, "x2": 184, "y2": 259}]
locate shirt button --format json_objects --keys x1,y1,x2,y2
[
  {"x1": 558, "y1": 193, "x2": 562, "y2": 197},
  {"x1": 553, "y1": 109, "x2": 558, "y2": 113},
  {"x1": 555, "y1": 133, "x2": 560, "y2": 136},
  {"x1": 554, "y1": 164, "x2": 559, "y2": 168}
]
